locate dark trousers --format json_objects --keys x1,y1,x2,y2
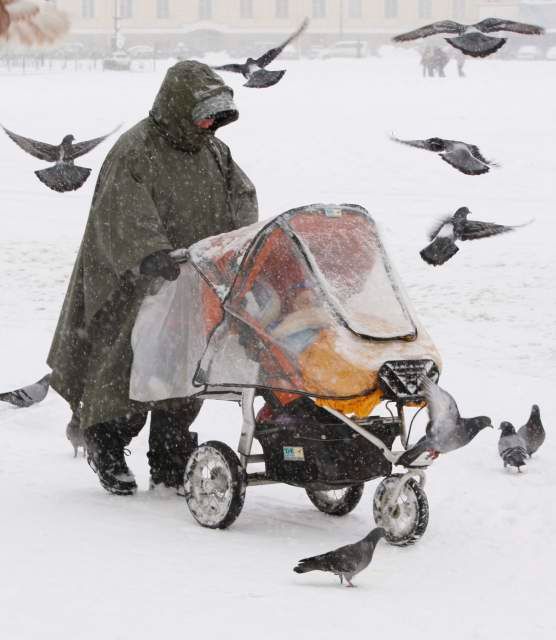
[{"x1": 85, "y1": 399, "x2": 203, "y2": 487}]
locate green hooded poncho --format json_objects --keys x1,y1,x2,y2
[{"x1": 47, "y1": 61, "x2": 258, "y2": 429}]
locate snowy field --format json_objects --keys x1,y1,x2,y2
[{"x1": 1, "y1": 50, "x2": 555, "y2": 639}]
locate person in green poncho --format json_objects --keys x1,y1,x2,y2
[{"x1": 48, "y1": 61, "x2": 258, "y2": 496}]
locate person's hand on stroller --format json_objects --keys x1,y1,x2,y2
[{"x1": 139, "y1": 250, "x2": 181, "y2": 281}]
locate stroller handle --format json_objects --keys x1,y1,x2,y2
[{"x1": 169, "y1": 248, "x2": 190, "y2": 264}]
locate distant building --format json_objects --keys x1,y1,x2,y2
[{"x1": 53, "y1": 0, "x2": 530, "y2": 53}]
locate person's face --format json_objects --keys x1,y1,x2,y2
[{"x1": 194, "y1": 117, "x2": 215, "y2": 129}]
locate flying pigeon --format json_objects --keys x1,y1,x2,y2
[
  {"x1": 420, "y1": 206, "x2": 531, "y2": 266},
  {"x1": 401, "y1": 377, "x2": 492, "y2": 463},
  {"x1": 213, "y1": 17, "x2": 309, "y2": 88},
  {"x1": 517, "y1": 405, "x2": 545, "y2": 457},
  {"x1": 498, "y1": 421, "x2": 528, "y2": 472},
  {"x1": 66, "y1": 407, "x2": 86, "y2": 458},
  {"x1": 391, "y1": 135, "x2": 496, "y2": 176},
  {"x1": 0, "y1": 0, "x2": 69, "y2": 46},
  {"x1": 2, "y1": 125, "x2": 120, "y2": 192},
  {"x1": 0, "y1": 373, "x2": 50, "y2": 408},
  {"x1": 393, "y1": 18, "x2": 544, "y2": 58},
  {"x1": 294, "y1": 527, "x2": 385, "y2": 587}
]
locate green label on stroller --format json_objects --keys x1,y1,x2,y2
[{"x1": 283, "y1": 446, "x2": 305, "y2": 462}]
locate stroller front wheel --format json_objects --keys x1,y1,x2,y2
[
  {"x1": 306, "y1": 484, "x2": 364, "y2": 516},
  {"x1": 373, "y1": 474, "x2": 429, "y2": 546},
  {"x1": 184, "y1": 441, "x2": 247, "y2": 529}
]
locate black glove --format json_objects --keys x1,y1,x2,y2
[{"x1": 139, "y1": 251, "x2": 180, "y2": 281}]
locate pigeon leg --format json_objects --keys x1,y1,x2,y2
[
  {"x1": 73, "y1": 445, "x2": 78, "y2": 458},
  {"x1": 339, "y1": 575, "x2": 343, "y2": 585},
  {"x1": 344, "y1": 579, "x2": 356, "y2": 588}
]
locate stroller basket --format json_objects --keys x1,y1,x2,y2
[{"x1": 255, "y1": 416, "x2": 400, "y2": 489}]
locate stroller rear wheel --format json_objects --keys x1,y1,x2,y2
[
  {"x1": 373, "y1": 474, "x2": 429, "y2": 546},
  {"x1": 306, "y1": 484, "x2": 364, "y2": 516},
  {"x1": 184, "y1": 441, "x2": 247, "y2": 529}
]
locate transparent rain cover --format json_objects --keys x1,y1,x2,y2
[{"x1": 131, "y1": 205, "x2": 438, "y2": 402}]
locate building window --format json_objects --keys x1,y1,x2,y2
[
  {"x1": 275, "y1": 0, "x2": 288, "y2": 18},
  {"x1": 157, "y1": 0, "x2": 169, "y2": 19},
  {"x1": 453, "y1": 0, "x2": 466, "y2": 19},
  {"x1": 348, "y1": 0, "x2": 362, "y2": 19},
  {"x1": 81, "y1": 0, "x2": 95, "y2": 19},
  {"x1": 418, "y1": 0, "x2": 432, "y2": 19},
  {"x1": 119, "y1": 0, "x2": 133, "y2": 19},
  {"x1": 313, "y1": 0, "x2": 326, "y2": 19},
  {"x1": 199, "y1": 0, "x2": 212, "y2": 19},
  {"x1": 384, "y1": 0, "x2": 398, "y2": 19},
  {"x1": 240, "y1": 0, "x2": 253, "y2": 18}
]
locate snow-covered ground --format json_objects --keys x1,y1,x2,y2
[{"x1": 0, "y1": 50, "x2": 554, "y2": 639}]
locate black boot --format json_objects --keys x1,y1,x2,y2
[{"x1": 85, "y1": 423, "x2": 138, "y2": 496}]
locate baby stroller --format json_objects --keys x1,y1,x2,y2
[{"x1": 130, "y1": 204, "x2": 442, "y2": 545}]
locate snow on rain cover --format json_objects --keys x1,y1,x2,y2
[{"x1": 130, "y1": 204, "x2": 441, "y2": 402}]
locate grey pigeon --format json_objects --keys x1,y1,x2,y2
[
  {"x1": 2, "y1": 125, "x2": 119, "y2": 192},
  {"x1": 213, "y1": 18, "x2": 308, "y2": 88},
  {"x1": 0, "y1": 373, "x2": 50, "y2": 408},
  {"x1": 403, "y1": 377, "x2": 492, "y2": 460},
  {"x1": 294, "y1": 527, "x2": 385, "y2": 587},
  {"x1": 517, "y1": 405, "x2": 545, "y2": 457},
  {"x1": 391, "y1": 135, "x2": 496, "y2": 176},
  {"x1": 393, "y1": 18, "x2": 544, "y2": 58},
  {"x1": 498, "y1": 421, "x2": 527, "y2": 472},
  {"x1": 66, "y1": 407, "x2": 86, "y2": 458},
  {"x1": 420, "y1": 206, "x2": 531, "y2": 266}
]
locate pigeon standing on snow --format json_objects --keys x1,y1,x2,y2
[
  {"x1": 0, "y1": 373, "x2": 50, "y2": 408},
  {"x1": 399, "y1": 376, "x2": 492, "y2": 465},
  {"x1": 420, "y1": 206, "x2": 531, "y2": 266},
  {"x1": 498, "y1": 422, "x2": 528, "y2": 472},
  {"x1": 393, "y1": 18, "x2": 544, "y2": 58},
  {"x1": 517, "y1": 405, "x2": 545, "y2": 457},
  {"x1": 2, "y1": 125, "x2": 120, "y2": 192},
  {"x1": 0, "y1": 0, "x2": 69, "y2": 46},
  {"x1": 391, "y1": 136, "x2": 496, "y2": 176},
  {"x1": 294, "y1": 527, "x2": 385, "y2": 587},
  {"x1": 213, "y1": 17, "x2": 309, "y2": 88},
  {"x1": 66, "y1": 407, "x2": 86, "y2": 458}
]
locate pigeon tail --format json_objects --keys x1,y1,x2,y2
[
  {"x1": 445, "y1": 33, "x2": 506, "y2": 57},
  {"x1": 420, "y1": 237, "x2": 459, "y2": 266},
  {"x1": 501, "y1": 447, "x2": 527, "y2": 470},
  {"x1": 293, "y1": 558, "x2": 322, "y2": 574},
  {"x1": 35, "y1": 164, "x2": 91, "y2": 192}
]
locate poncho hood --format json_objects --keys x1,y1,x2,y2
[{"x1": 149, "y1": 60, "x2": 238, "y2": 152}]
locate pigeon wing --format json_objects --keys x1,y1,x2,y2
[
  {"x1": 212, "y1": 63, "x2": 246, "y2": 74},
  {"x1": 468, "y1": 144, "x2": 492, "y2": 165},
  {"x1": 475, "y1": 18, "x2": 544, "y2": 35},
  {"x1": 319, "y1": 545, "x2": 362, "y2": 574},
  {"x1": 393, "y1": 20, "x2": 464, "y2": 42},
  {"x1": 255, "y1": 17, "x2": 309, "y2": 67},
  {"x1": 2, "y1": 0, "x2": 70, "y2": 45},
  {"x1": 428, "y1": 216, "x2": 453, "y2": 240},
  {"x1": 459, "y1": 219, "x2": 518, "y2": 241},
  {"x1": 2, "y1": 125, "x2": 59, "y2": 161},
  {"x1": 390, "y1": 135, "x2": 429, "y2": 150},
  {"x1": 440, "y1": 147, "x2": 490, "y2": 175},
  {"x1": 421, "y1": 377, "x2": 461, "y2": 429},
  {"x1": 66, "y1": 126, "x2": 120, "y2": 160}
]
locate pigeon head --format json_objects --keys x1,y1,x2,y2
[
  {"x1": 499, "y1": 421, "x2": 516, "y2": 435},
  {"x1": 62, "y1": 134, "x2": 75, "y2": 144},
  {"x1": 467, "y1": 415, "x2": 493, "y2": 436},
  {"x1": 426, "y1": 137, "x2": 447, "y2": 152},
  {"x1": 365, "y1": 527, "x2": 386, "y2": 544},
  {"x1": 530, "y1": 404, "x2": 540, "y2": 418},
  {"x1": 454, "y1": 207, "x2": 470, "y2": 220}
]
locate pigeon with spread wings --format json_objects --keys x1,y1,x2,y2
[
  {"x1": 0, "y1": 0, "x2": 69, "y2": 46},
  {"x1": 2, "y1": 125, "x2": 120, "y2": 192},
  {"x1": 213, "y1": 18, "x2": 309, "y2": 88},
  {"x1": 393, "y1": 17, "x2": 544, "y2": 58},
  {"x1": 420, "y1": 206, "x2": 532, "y2": 266},
  {"x1": 391, "y1": 135, "x2": 496, "y2": 176}
]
